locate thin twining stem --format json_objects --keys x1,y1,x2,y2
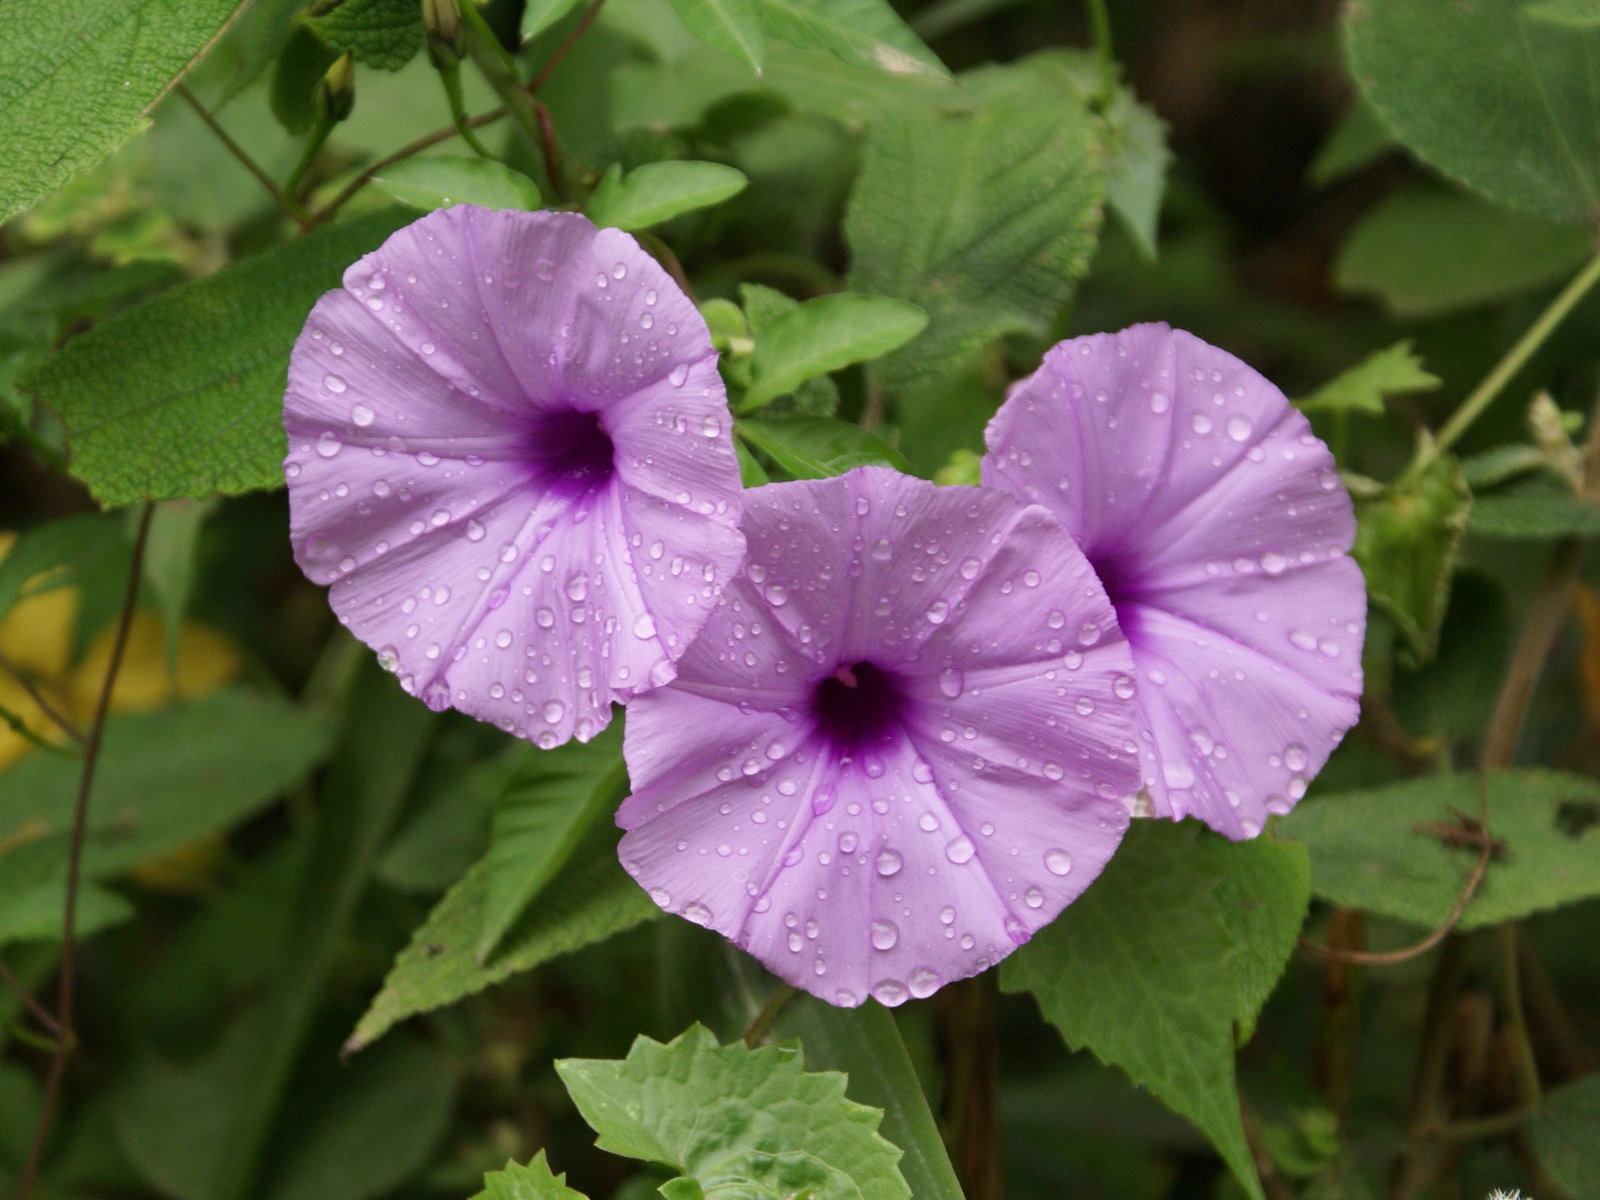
[
  {"x1": 17, "y1": 502, "x2": 155, "y2": 1200},
  {"x1": 175, "y1": 85, "x2": 310, "y2": 228},
  {"x1": 0, "y1": 646, "x2": 84, "y2": 743},
  {"x1": 0, "y1": 955, "x2": 61, "y2": 1038}
]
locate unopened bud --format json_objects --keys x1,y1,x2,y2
[
  {"x1": 423, "y1": 0, "x2": 462, "y2": 48},
  {"x1": 317, "y1": 52, "x2": 356, "y2": 124}
]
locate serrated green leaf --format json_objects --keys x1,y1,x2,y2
[
  {"x1": 305, "y1": 0, "x2": 424, "y2": 70},
  {"x1": 1470, "y1": 474, "x2": 1600, "y2": 538},
  {"x1": 1351, "y1": 453, "x2": 1470, "y2": 663},
  {"x1": 348, "y1": 817, "x2": 658, "y2": 1051},
  {"x1": 523, "y1": 0, "x2": 589, "y2": 41},
  {"x1": 586, "y1": 160, "x2": 749, "y2": 231},
  {"x1": 742, "y1": 294, "x2": 928, "y2": 411},
  {"x1": 845, "y1": 58, "x2": 1105, "y2": 416},
  {"x1": 1526, "y1": 0, "x2": 1600, "y2": 22},
  {"x1": 1346, "y1": 0, "x2": 1600, "y2": 224},
  {"x1": 0, "y1": 0, "x2": 244, "y2": 222},
  {"x1": 26, "y1": 210, "x2": 409, "y2": 508},
  {"x1": 374, "y1": 157, "x2": 542, "y2": 212},
  {"x1": 1297, "y1": 341, "x2": 1440, "y2": 417},
  {"x1": 0, "y1": 690, "x2": 334, "y2": 900},
  {"x1": 479, "y1": 725, "x2": 626, "y2": 961},
  {"x1": 737, "y1": 416, "x2": 907, "y2": 479},
  {"x1": 556, "y1": 1025, "x2": 910, "y2": 1200},
  {"x1": 769, "y1": 998, "x2": 964, "y2": 1200},
  {"x1": 1002, "y1": 821, "x2": 1310, "y2": 1200},
  {"x1": 756, "y1": 0, "x2": 947, "y2": 78},
  {"x1": 668, "y1": 0, "x2": 766, "y2": 72},
  {"x1": 1528, "y1": 1076, "x2": 1600, "y2": 1197},
  {"x1": 1334, "y1": 183, "x2": 1591, "y2": 317},
  {"x1": 475, "y1": 1151, "x2": 589, "y2": 1200},
  {"x1": 1278, "y1": 770, "x2": 1600, "y2": 931}
]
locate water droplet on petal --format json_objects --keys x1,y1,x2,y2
[
  {"x1": 875, "y1": 848, "x2": 903, "y2": 877},
  {"x1": 945, "y1": 835, "x2": 975, "y2": 864},
  {"x1": 1044, "y1": 848, "x2": 1072, "y2": 876},
  {"x1": 871, "y1": 919, "x2": 899, "y2": 950}
]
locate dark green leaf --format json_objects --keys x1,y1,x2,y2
[
  {"x1": 737, "y1": 416, "x2": 908, "y2": 479},
  {"x1": 1469, "y1": 474, "x2": 1600, "y2": 538},
  {"x1": 586, "y1": 160, "x2": 749, "y2": 231},
  {"x1": 347, "y1": 818, "x2": 659, "y2": 1051},
  {"x1": 305, "y1": 0, "x2": 424, "y2": 71},
  {"x1": 0, "y1": 0, "x2": 243, "y2": 222},
  {"x1": 27, "y1": 210, "x2": 410, "y2": 507},
  {"x1": 1528, "y1": 1075, "x2": 1600, "y2": 1197},
  {"x1": 374, "y1": 157, "x2": 542, "y2": 211},
  {"x1": 186, "y1": 0, "x2": 308, "y2": 109},
  {"x1": 1351, "y1": 452, "x2": 1471, "y2": 663},
  {"x1": 1279, "y1": 770, "x2": 1600, "y2": 930},
  {"x1": 556, "y1": 1025, "x2": 910, "y2": 1199},
  {"x1": 1335, "y1": 183, "x2": 1591, "y2": 317},
  {"x1": 667, "y1": 0, "x2": 766, "y2": 73},
  {"x1": 1346, "y1": 0, "x2": 1600, "y2": 223},
  {"x1": 479, "y1": 725, "x2": 627, "y2": 961},
  {"x1": 1002, "y1": 821, "x2": 1311, "y2": 1200},
  {"x1": 272, "y1": 25, "x2": 340, "y2": 134},
  {"x1": 1297, "y1": 341, "x2": 1440, "y2": 417},
  {"x1": 475, "y1": 1152, "x2": 589, "y2": 1200},
  {"x1": 756, "y1": 0, "x2": 947, "y2": 78},
  {"x1": 743, "y1": 294, "x2": 928, "y2": 411}
]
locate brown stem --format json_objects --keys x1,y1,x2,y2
[
  {"x1": 530, "y1": 98, "x2": 571, "y2": 203},
  {"x1": 528, "y1": 0, "x2": 608, "y2": 93},
  {"x1": 1312, "y1": 907, "x2": 1365, "y2": 1122},
  {"x1": 938, "y1": 976, "x2": 1002, "y2": 1200},
  {"x1": 175, "y1": 85, "x2": 309, "y2": 229},
  {"x1": 1495, "y1": 927, "x2": 1542, "y2": 1110},
  {"x1": 0, "y1": 955, "x2": 60, "y2": 1037},
  {"x1": 1518, "y1": 936, "x2": 1599, "y2": 1078},
  {"x1": 741, "y1": 983, "x2": 796, "y2": 1047},
  {"x1": 1241, "y1": 1100, "x2": 1297, "y2": 1200},
  {"x1": 17, "y1": 502, "x2": 155, "y2": 1200},
  {"x1": 1390, "y1": 934, "x2": 1468, "y2": 1200},
  {"x1": 0, "y1": 647, "x2": 84, "y2": 744}
]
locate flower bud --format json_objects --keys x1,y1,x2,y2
[{"x1": 316, "y1": 52, "x2": 356, "y2": 124}]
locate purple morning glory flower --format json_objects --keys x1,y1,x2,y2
[
  {"x1": 615, "y1": 466, "x2": 1141, "y2": 1007},
  {"x1": 983, "y1": 324, "x2": 1365, "y2": 839},
  {"x1": 284, "y1": 207, "x2": 745, "y2": 745}
]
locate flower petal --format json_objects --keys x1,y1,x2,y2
[{"x1": 983, "y1": 324, "x2": 1365, "y2": 837}]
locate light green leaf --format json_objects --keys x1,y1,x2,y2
[
  {"x1": 667, "y1": 0, "x2": 766, "y2": 72},
  {"x1": 845, "y1": 58, "x2": 1105, "y2": 414},
  {"x1": 0, "y1": 880, "x2": 132, "y2": 946},
  {"x1": 737, "y1": 416, "x2": 908, "y2": 479},
  {"x1": 347, "y1": 818, "x2": 659, "y2": 1051},
  {"x1": 1279, "y1": 769, "x2": 1600, "y2": 931},
  {"x1": 475, "y1": 1152, "x2": 589, "y2": 1200},
  {"x1": 0, "y1": 690, "x2": 334, "y2": 900},
  {"x1": 586, "y1": 160, "x2": 749, "y2": 231},
  {"x1": 304, "y1": 0, "x2": 424, "y2": 70},
  {"x1": 1524, "y1": 0, "x2": 1600, "y2": 25},
  {"x1": 0, "y1": 0, "x2": 243, "y2": 222},
  {"x1": 756, "y1": 0, "x2": 947, "y2": 78},
  {"x1": 0, "y1": 512, "x2": 128, "y2": 626},
  {"x1": 1351, "y1": 452, "x2": 1471, "y2": 663},
  {"x1": 523, "y1": 0, "x2": 589, "y2": 41},
  {"x1": 742, "y1": 294, "x2": 928, "y2": 411},
  {"x1": 375, "y1": 157, "x2": 542, "y2": 211},
  {"x1": 556, "y1": 1025, "x2": 910, "y2": 1200},
  {"x1": 1100, "y1": 84, "x2": 1169, "y2": 262},
  {"x1": 26, "y1": 210, "x2": 409, "y2": 508},
  {"x1": 1470, "y1": 474, "x2": 1600, "y2": 538},
  {"x1": 1528, "y1": 1076, "x2": 1600, "y2": 1196},
  {"x1": 769, "y1": 998, "x2": 964, "y2": 1200},
  {"x1": 479, "y1": 725, "x2": 627, "y2": 961},
  {"x1": 1002, "y1": 821, "x2": 1311, "y2": 1200},
  {"x1": 143, "y1": 498, "x2": 217, "y2": 673},
  {"x1": 1345, "y1": 0, "x2": 1600, "y2": 224},
  {"x1": 1297, "y1": 341, "x2": 1440, "y2": 417},
  {"x1": 1335, "y1": 183, "x2": 1591, "y2": 317}
]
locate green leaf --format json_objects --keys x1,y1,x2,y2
[
  {"x1": 1001, "y1": 821, "x2": 1311, "y2": 1200},
  {"x1": 0, "y1": 690, "x2": 334, "y2": 900},
  {"x1": 556, "y1": 1025, "x2": 910, "y2": 1199},
  {"x1": 1334, "y1": 183, "x2": 1591, "y2": 317},
  {"x1": 1297, "y1": 341, "x2": 1440, "y2": 417},
  {"x1": 586, "y1": 160, "x2": 749, "y2": 232},
  {"x1": 304, "y1": 0, "x2": 424, "y2": 70},
  {"x1": 479, "y1": 725, "x2": 627, "y2": 961},
  {"x1": 737, "y1": 416, "x2": 908, "y2": 479},
  {"x1": 1351, "y1": 452, "x2": 1471, "y2": 663},
  {"x1": 1525, "y1": 0, "x2": 1600, "y2": 22},
  {"x1": 756, "y1": 0, "x2": 947, "y2": 78},
  {"x1": 742, "y1": 294, "x2": 928, "y2": 411},
  {"x1": 1345, "y1": 0, "x2": 1600, "y2": 224},
  {"x1": 0, "y1": 0, "x2": 243, "y2": 222},
  {"x1": 272, "y1": 25, "x2": 341, "y2": 134},
  {"x1": 143, "y1": 498, "x2": 217, "y2": 673},
  {"x1": 523, "y1": 0, "x2": 589, "y2": 41},
  {"x1": 845, "y1": 58, "x2": 1105, "y2": 415},
  {"x1": 1278, "y1": 769, "x2": 1600, "y2": 931},
  {"x1": 1308, "y1": 98, "x2": 1395, "y2": 187},
  {"x1": 0, "y1": 880, "x2": 132, "y2": 946},
  {"x1": 769, "y1": 999, "x2": 964, "y2": 1200},
  {"x1": 374, "y1": 157, "x2": 542, "y2": 211},
  {"x1": 667, "y1": 0, "x2": 767, "y2": 73},
  {"x1": 1100, "y1": 83, "x2": 1170, "y2": 262},
  {"x1": 26, "y1": 210, "x2": 410, "y2": 508},
  {"x1": 476, "y1": 1152, "x2": 589, "y2": 1200},
  {"x1": 347, "y1": 817, "x2": 659, "y2": 1051},
  {"x1": 1470, "y1": 474, "x2": 1600, "y2": 538},
  {"x1": 1528, "y1": 1076, "x2": 1600, "y2": 1197},
  {"x1": 185, "y1": 0, "x2": 308, "y2": 109},
  {"x1": 0, "y1": 512, "x2": 128, "y2": 626}
]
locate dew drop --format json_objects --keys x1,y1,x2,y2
[
  {"x1": 681, "y1": 901, "x2": 713, "y2": 927},
  {"x1": 870, "y1": 919, "x2": 899, "y2": 950},
  {"x1": 542, "y1": 699, "x2": 566, "y2": 724},
  {"x1": 324, "y1": 374, "x2": 347, "y2": 394},
  {"x1": 945, "y1": 835, "x2": 975, "y2": 864},
  {"x1": 315, "y1": 431, "x2": 342, "y2": 458},
  {"x1": 1226, "y1": 415, "x2": 1253, "y2": 442},
  {"x1": 875, "y1": 848, "x2": 903, "y2": 877},
  {"x1": 1044, "y1": 848, "x2": 1072, "y2": 876},
  {"x1": 939, "y1": 667, "x2": 963, "y2": 698}
]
